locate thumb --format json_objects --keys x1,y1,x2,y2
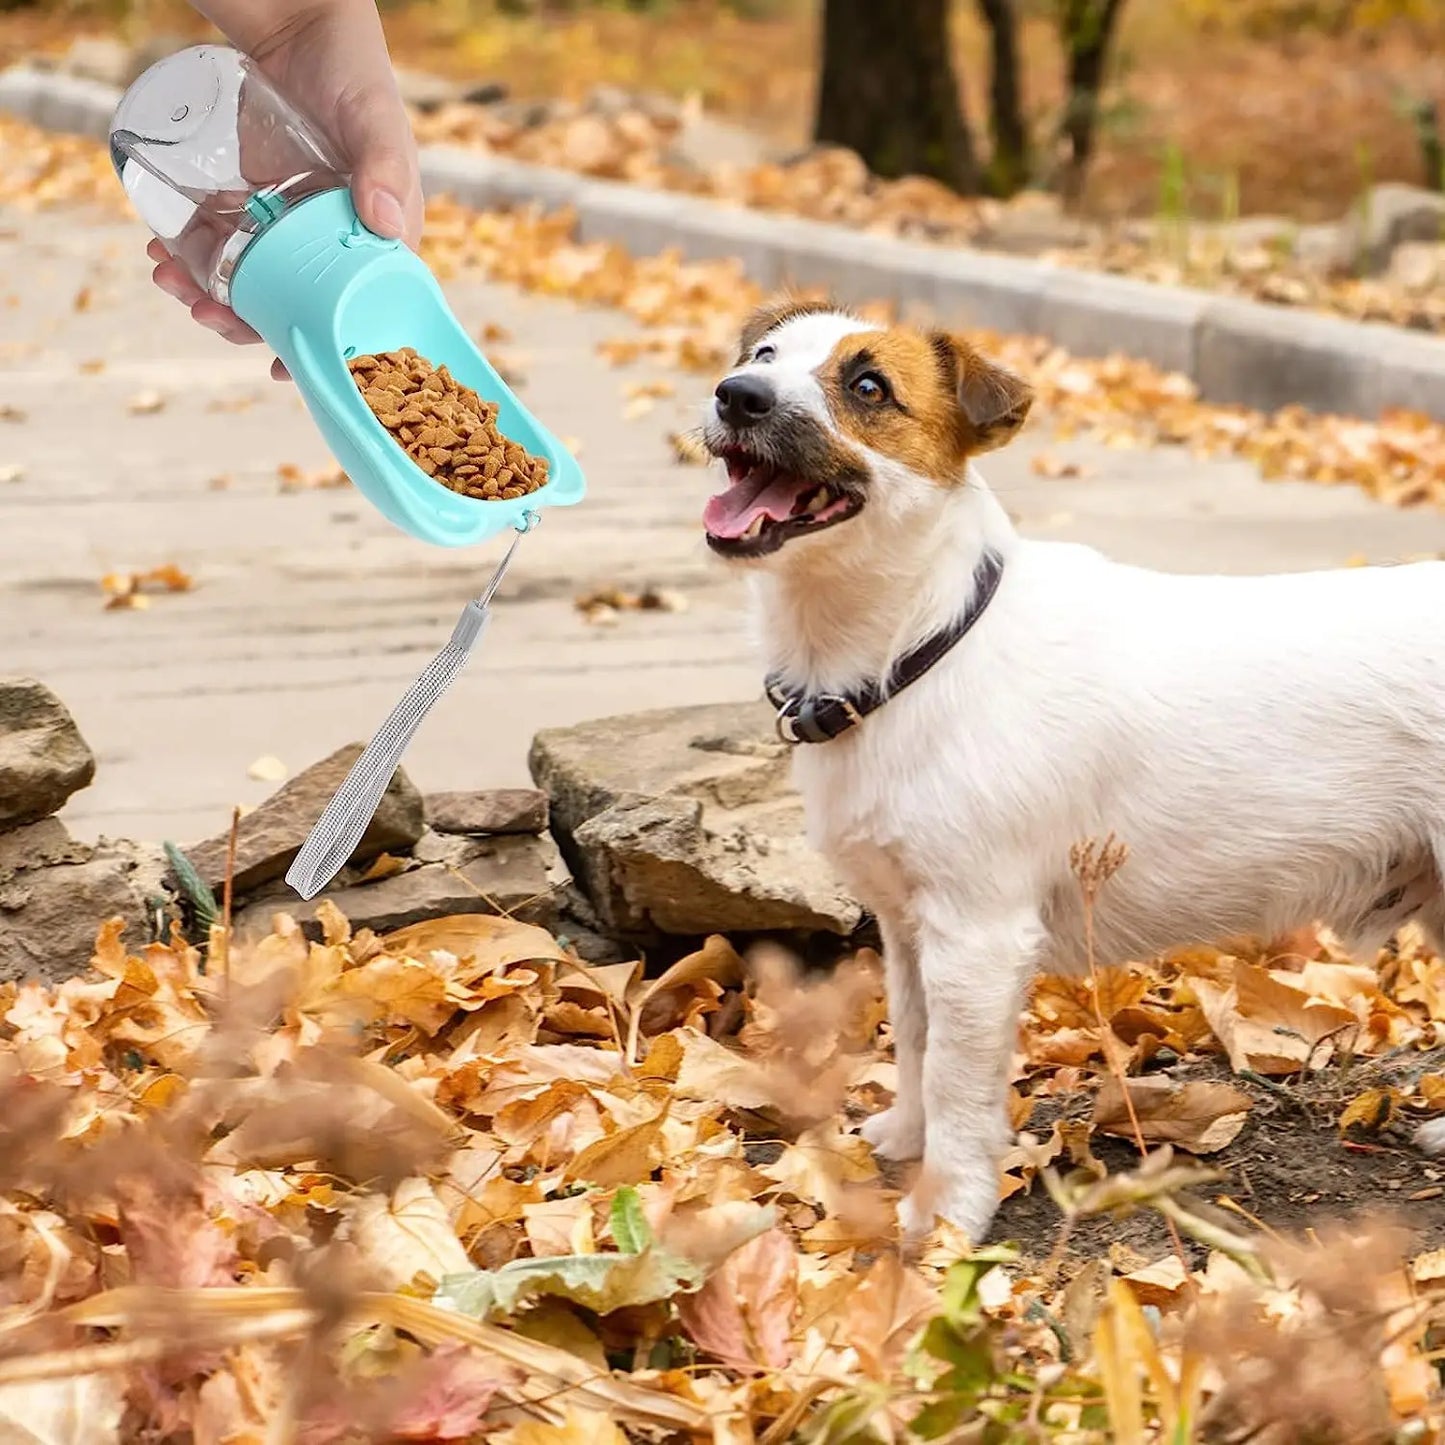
[{"x1": 335, "y1": 85, "x2": 424, "y2": 249}]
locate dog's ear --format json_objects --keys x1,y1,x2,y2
[
  {"x1": 931, "y1": 332, "x2": 1033, "y2": 454},
  {"x1": 735, "y1": 296, "x2": 844, "y2": 364}
]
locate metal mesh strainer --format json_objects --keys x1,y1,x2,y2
[{"x1": 285, "y1": 518, "x2": 536, "y2": 901}]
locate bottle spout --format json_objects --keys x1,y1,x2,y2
[{"x1": 109, "y1": 44, "x2": 348, "y2": 306}]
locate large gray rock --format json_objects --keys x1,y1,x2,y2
[
  {"x1": 185, "y1": 744, "x2": 425, "y2": 894},
  {"x1": 664, "y1": 113, "x2": 772, "y2": 176},
  {"x1": 1293, "y1": 221, "x2": 1353, "y2": 276},
  {"x1": 0, "y1": 817, "x2": 87, "y2": 877},
  {"x1": 233, "y1": 830, "x2": 563, "y2": 940},
  {"x1": 0, "y1": 824, "x2": 165, "y2": 984},
  {"x1": 1389, "y1": 241, "x2": 1445, "y2": 292},
  {"x1": 0, "y1": 679, "x2": 96, "y2": 832},
  {"x1": 529, "y1": 702, "x2": 861, "y2": 940},
  {"x1": 980, "y1": 191, "x2": 1097, "y2": 255},
  {"x1": 1344, "y1": 183, "x2": 1445, "y2": 274},
  {"x1": 426, "y1": 788, "x2": 548, "y2": 837}
]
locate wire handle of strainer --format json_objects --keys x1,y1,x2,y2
[{"x1": 285, "y1": 513, "x2": 538, "y2": 901}]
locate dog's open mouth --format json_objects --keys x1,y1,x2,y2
[{"x1": 704, "y1": 448, "x2": 863, "y2": 557}]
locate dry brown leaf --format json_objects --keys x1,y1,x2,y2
[
  {"x1": 843, "y1": 1252, "x2": 937, "y2": 1379},
  {"x1": 673, "y1": 1029, "x2": 777, "y2": 1111},
  {"x1": 676, "y1": 1226, "x2": 797, "y2": 1371},
  {"x1": 100, "y1": 564, "x2": 194, "y2": 611},
  {"x1": 377, "y1": 1343, "x2": 511, "y2": 1442},
  {"x1": 1031, "y1": 451, "x2": 1090, "y2": 479},
  {"x1": 494, "y1": 1409, "x2": 629, "y2": 1445},
  {"x1": 1119, "y1": 1254, "x2": 1193, "y2": 1309},
  {"x1": 1093, "y1": 1076, "x2": 1252, "y2": 1154},
  {"x1": 337, "y1": 1178, "x2": 473, "y2": 1292},
  {"x1": 0, "y1": 1372, "x2": 126, "y2": 1443},
  {"x1": 358, "y1": 852, "x2": 409, "y2": 883},
  {"x1": 762, "y1": 1122, "x2": 879, "y2": 1216},
  {"x1": 565, "y1": 1106, "x2": 669, "y2": 1188},
  {"x1": 384, "y1": 915, "x2": 570, "y2": 975},
  {"x1": 1194, "y1": 961, "x2": 1359, "y2": 1075},
  {"x1": 1339, "y1": 1086, "x2": 1403, "y2": 1135},
  {"x1": 523, "y1": 1194, "x2": 595, "y2": 1257}
]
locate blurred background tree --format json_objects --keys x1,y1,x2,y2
[
  {"x1": 813, "y1": 0, "x2": 980, "y2": 192},
  {"x1": 814, "y1": 0, "x2": 1129, "y2": 198},
  {"x1": 0, "y1": 0, "x2": 1440, "y2": 210}
]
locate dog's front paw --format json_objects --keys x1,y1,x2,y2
[
  {"x1": 860, "y1": 1105, "x2": 925, "y2": 1162},
  {"x1": 898, "y1": 1175, "x2": 999, "y2": 1245},
  {"x1": 1416, "y1": 1118, "x2": 1445, "y2": 1156}
]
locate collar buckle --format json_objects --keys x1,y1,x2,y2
[
  {"x1": 762, "y1": 547, "x2": 1005, "y2": 747},
  {"x1": 774, "y1": 694, "x2": 801, "y2": 744},
  {"x1": 773, "y1": 692, "x2": 865, "y2": 746}
]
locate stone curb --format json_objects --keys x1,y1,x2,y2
[{"x1": 5, "y1": 64, "x2": 1442, "y2": 420}]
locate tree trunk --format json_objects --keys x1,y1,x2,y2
[
  {"x1": 975, "y1": 0, "x2": 1030, "y2": 196},
  {"x1": 1053, "y1": 0, "x2": 1127, "y2": 200},
  {"x1": 814, "y1": 0, "x2": 980, "y2": 194},
  {"x1": 1413, "y1": 96, "x2": 1444, "y2": 192}
]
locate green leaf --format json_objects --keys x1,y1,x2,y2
[
  {"x1": 609, "y1": 1185, "x2": 651, "y2": 1254},
  {"x1": 917, "y1": 1317, "x2": 976, "y2": 1372},
  {"x1": 804, "y1": 1386, "x2": 891, "y2": 1445},
  {"x1": 436, "y1": 1244, "x2": 705, "y2": 1320},
  {"x1": 164, "y1": 841, "x2": 218, "y2": 932},
  {"x1": 939, "y1": 1345, "x2": 995, "y2": 1398},
  {"x1": 939, "y1": 1246, "x2": 1019, "y2": 1329},
  {"x1": 909, "y1": 1394, "x2": 978, "y2": 1440},
  {"x1": 434, "y1": 1196, "x2": 777, "y2": 1322}
]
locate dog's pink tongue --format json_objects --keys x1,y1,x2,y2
[{"x1": 704, "y1": 471, "x2": 802, "y2": 538}]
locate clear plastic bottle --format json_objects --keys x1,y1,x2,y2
[{"x1": 109, "y1": 44, "x2": 348, "y2": 307}]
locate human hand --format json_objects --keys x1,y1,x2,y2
[{"x1": 149, "y1": 0, "x2": 423, "y2": 379}]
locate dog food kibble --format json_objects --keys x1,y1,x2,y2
[{"x1": 349, "y1": 348, "x2": 549, "y2": 501}]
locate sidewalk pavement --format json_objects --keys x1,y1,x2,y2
[{"x1": 5, "y1": 209, "x2": 1445, "y2": 845}]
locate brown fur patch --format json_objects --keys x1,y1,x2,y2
[
  {"x1": 817, "y1": 328, "x2": 1032, "y2": 484},
  {"x1": 735, "y1": 296, "x2": 847, "y2": 365},
  {"x1": 940, "y1": 333, "x2": 1033, "y2": 455}
]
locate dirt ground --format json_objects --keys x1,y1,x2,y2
[{"x1": 997, "y1": 1053, "x2": 1445, "y2": 1269}]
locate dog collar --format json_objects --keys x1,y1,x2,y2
[{"x1": 764, "y1": 549, "x2": 1005, "y2": 746}]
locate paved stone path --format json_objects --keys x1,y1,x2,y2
[{"x1": 5, "y1": 207, "x2": 1445, "y2": 846}]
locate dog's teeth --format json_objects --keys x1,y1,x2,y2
[
  {"x1": 806, "y1": 488, "x2": 830, "y2": 516},
  {"x1": 743, "y1": 516, "x2": 766, "y2": 541}
]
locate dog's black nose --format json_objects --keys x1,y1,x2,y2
[{"x1": 715, "y1": 374, "x2": 776, "y2": 428}]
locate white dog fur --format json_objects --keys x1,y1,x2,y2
[{"x1": 702, "y1": 303, "x2": 1445, "y2": 1241}]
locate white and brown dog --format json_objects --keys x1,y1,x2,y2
[{"x1": 702, "y1": 298, "x2": 1445, "y2": 1241}]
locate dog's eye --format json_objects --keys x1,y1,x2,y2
[
  {"x1": 851, "y1": 371, "x2": 890, "y2": 404},
  {"x1": 754, "y1": 345, "x2": 777, "y2": 364}
]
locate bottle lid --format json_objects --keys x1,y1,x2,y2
[{"x1": 110, "y1": 45, "x2": 346, "y2": 305}]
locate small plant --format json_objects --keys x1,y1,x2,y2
[
  {"x1": 1393, "y1": 91, "x2": 1445, "y2": 194},
  {"x1": 1351, "y1": 137, "x2": 1377, "y2": 273},
  {"x1": 1155, "y1": 141, "x2": 1191, "y2": 270},
  {"x1": 164, "y1": 840, "x2": 218, "y2": 935}
]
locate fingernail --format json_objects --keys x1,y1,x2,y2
[{"x1": 368, "y1": 189, "x2": 406, "y2": 239}]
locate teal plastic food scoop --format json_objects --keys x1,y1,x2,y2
[
  {"x1": 109, "y1": 45, "x2": 587, "y2": 900},
  {"x1": 108, "y1": 44, "x2": 584, "y2": 547}
]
